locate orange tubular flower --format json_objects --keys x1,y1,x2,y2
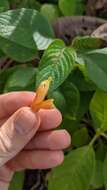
[{"x1": 31, "y1": 77, "x2": 55, "y2": 112}]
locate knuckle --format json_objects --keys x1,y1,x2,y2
[{"x1": 0, "y1": 131, "x2": 11, "y2": 154}]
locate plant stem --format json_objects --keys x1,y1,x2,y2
[
  {"x1": 101, "y1": 133, "x2": 107, "y2": 140},
  {"x1": 89, "y1": 134, "x2": 99, "y2": 146}
]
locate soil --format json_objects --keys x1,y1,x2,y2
[
  {"x1": 23, "y1": 170, "x2": 50, "y2": 190},
  {"x1": 53, "y1": 16, "x2": 106, "y2": 45},
  {"x1": 86, "y1": 0, "x2": 107, "y2": 18}
]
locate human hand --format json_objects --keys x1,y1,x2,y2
[{"x1": 0, "y1": 92, "x2": 71, "y2": 190}]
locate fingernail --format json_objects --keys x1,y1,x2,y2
[{"x1": 14, "y1": 107, "x2": 39, "y2": 135}]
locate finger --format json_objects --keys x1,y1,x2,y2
[
  {"x1": 0, "y1": 166, "x2": 13, "y2": 190},
  {"x1": 0, "y1": 181, "x2": 9, "y2": 190},
  {"x1": 0, "y1": 92, "x2": 35, "y2": 119},
  {"x1": 0, "y1": 118, "x2": 8, "y2": 126},
  {"x1": 0, "y1": 107, "x2": 40, "y2": 167},
  {"x1": 0, "y1": 180, "x2": 10, "y2": 190},
  {"x1": 0, "y1": 109, "x2": 62, "y2": 131},
  {"x1": 38, "y1": 109, "x2": 62, "y2": 131},
  {"x1": 25, "y1": 130, "x2": 71, "y2": 150},
  {"x1": 7, "y1": 150, "x2": 64, "y2": 170}
]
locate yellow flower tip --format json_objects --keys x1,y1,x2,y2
[
  {"x1": 32, "y1": 99, "x2": 55, "y2": 112},
  {"x1": 40, "y1": 76, "x2": 52, "y2": 90},
  {"x1": 31, "y1": 77, "x2": 53, "y2": 111}
]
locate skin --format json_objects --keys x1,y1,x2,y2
[{"x1": 0, "y1": 91, "x2": 71, "y2": 190}]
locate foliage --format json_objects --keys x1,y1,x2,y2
[
  {"x1": 40, "y1": 3, "x2": 60, "y2": 22},
  {"x1": 9, "y1": 172, "x2": 24, "y2": 190},
  {"x1": 0, "y1": 8, "x2": 54, "y2": 62},
  {"x1": 0, "y1": 1, "x2": 107, "y2": 190},
  {"x1": 0, "y1": 0, "x2": 9, "y2": 13},
  {"x1": 49, "y1": 146, "x2": 95, "y2": 190}
]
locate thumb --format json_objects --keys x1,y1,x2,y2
[{"x1": 0, "y1": 107, "x2": 40, "y2": 167}]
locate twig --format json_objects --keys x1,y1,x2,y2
[
  {"x1": 101, "y1": 132, "x2": 107, "y2": 140},
  {"x1": 89, "y1": 134, "x2": 99, "y2": 146},
  {"x1": 2, "y1": 59, "x2": 13, "y2": 70}
]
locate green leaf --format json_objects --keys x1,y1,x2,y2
[
  {"x1": 40, "y1": 4, "x2": 60, "y2": 23},
  {"x1": 0, "y1": 66, "x2": 19, "y2": 93},
  {"x1": 61, "y1": 81, "x2": 80, "y2": 118},
  {"x1": 72, "y1": 36, "x2": 103, "y2": 52},
  {"x1": 4, "y1": 66, "x2": 37, "y2": 92},
  {"x1": 78, "y1": 91, "x2": 93, "y2": 119},
  {"x1": 88, "y1": 187, "x2": 94, "y2": 190},
  {"x1": 9, "y1": 172, "x2": 24, "y2": 190},
  {"x1": 96, "y1": 141, "x2": 107, "y2": 161},
  {"x1": 0, "y1": 37, "x2": 37, "y2": 63},
  {"x1": 9, "y1": 0, "x2": 21, "y2": 8},
  {"x1": 0, "y1": 0, "x2": 9, "y2": 13},
  {"x1": 72, "y1": 127, "x2": 91, "y2": 147},
  {"x1": 59, "y1": 0, "x2": 84, "y2": 16},
  {"x1": 90, "y1": 89, "x2": 107, "y2": 131},
  {"x1": 39, "y1": 0, "x2": 58, "y2": 4},
  {"x1": 36, "y1": 40, "x2": 75, "y2": 92},
  {"x1": 48, "y1": 146, "x2": 95, "y2": 190},
  {"x1": 19, "y1": 0, "x2": 41, "y2": 10},
  {"x1": 91, "y1": 160, "x2": 104, "y2": 189},
  {"x1": 48, "y1": 90, "x2": 66, "y2": 113},
  {"x1": 0, "y1": 8, "x2": 54, "y2": 62},
  {"x1": 84, "y1": 48, "x2": 107, "y2": 92},
  {"x1": 0, "y1": 49, "x2": 5, "y2": 57},
  {"x1": 61, "y1": 116, "x2": 81, "y2": 134},
  {"x1": 27, "y1": 0, "x2": 41, "y2": 10},
  {"x1": 68, "y1": 64, "x2": 96, "y2": 91},
  {"x1": 103, "y1": 153, "x2": 107, "y2": 190}
]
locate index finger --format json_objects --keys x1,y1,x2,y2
[{"x1": 0, "y1": 92, "x2": 35, "y2": 119}]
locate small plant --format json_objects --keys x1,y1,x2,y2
[{"x1": 0, "y1": 1, "x2": 107, "y2": 190}]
